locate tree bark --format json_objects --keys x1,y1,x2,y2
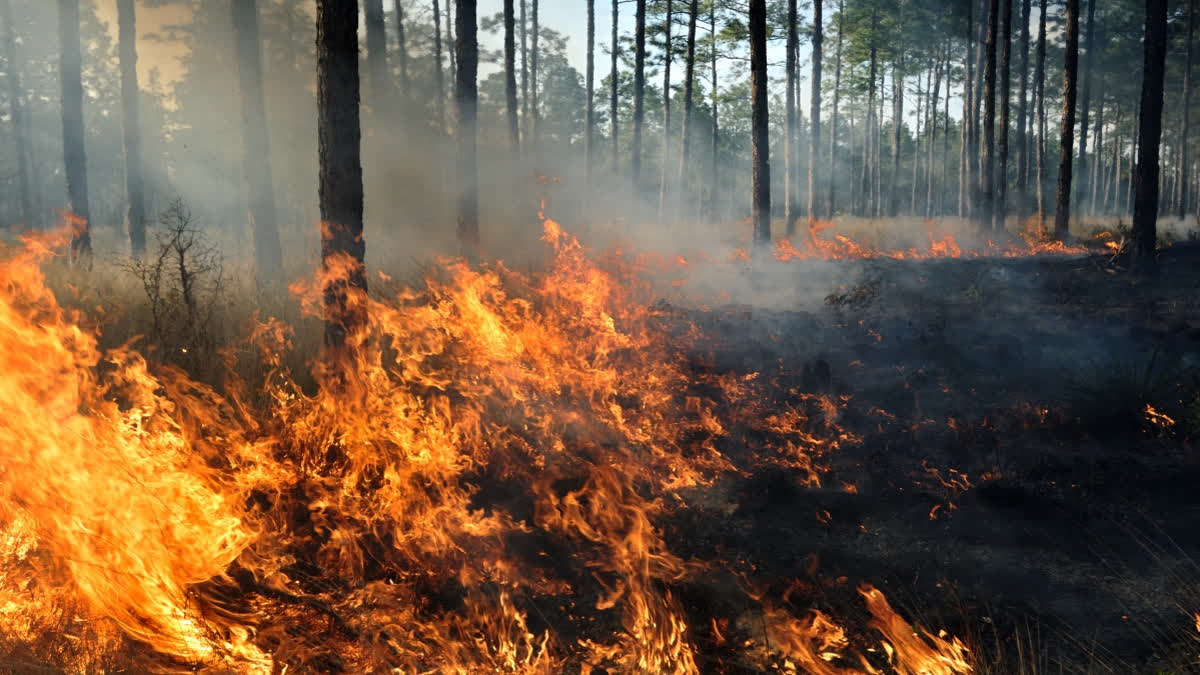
[
  {"x1": 862, "y1": 12, "x2": 878, "y2": 217},
  {"x1": 677, "y1": 0, "x2": 698, "y2": 216},
  {"x1": 530, "y1": 0, "x2": 539, "y2": 144},
  {"x1": 749, "y1": 0, "x2": 770, "y2": 245},
  {"x1": 888, "y1": 61, "x2": 903, "y2": 218},
  {"x1": 828, "y1": 0, "x2": 843, "y2": 217},
  {"x1": 1053, "y1": 0, "x2": 1080, "y2": 240},
  {"x1": 808, "y1": 0, "x2": 823, "y2": 221},
  {"x1": 709, "y1": 1, "x2": 719, "y2": 222},
  {"x1": 960, "y1": 0, "x2": 974, "y2": 218},
  {"x1": 785, "y1": 0, "x2": 799, "y2": 233},
  {"x1": 1178, "y1": 0, "x2": 1194, "y2": 220},
  {"x1": 1075, "y1": 0, "x2": 1096, "y2": 217},
  {"x1": 117, "y1": 0, "x2": 145, "y2": 257},
  {"x1": 505, "y1": 0, "x2": 520, "y2": 153},
  {"x1": 997, "y1": 0, "x2": 1012, "y2": 230},
  {"x1": 1015, "y1": 0, "x2": 1031, "y2": 209},
  {"x1": 981, "y1": 0, "x2": 999, "y2": 229},
  {"x1": 57, "y1": 0, "x2": 91, "y2": 261},
  {"x1": 1035, "y1": 0, "x2": 1046, "y2": 217},
  {"x1": 447, "y1": 0, "x2": 457, "y2": 86},
  {"x1": 926, "y1": 46, "x2": 943, "y2": 218},
  {"x1": 585, "y1": 0, "x2": 594, "y2": 177},
  {"x1": 658, "y1": 0, "x2": 673, "y2": 221},
  {"x1": 316, "y1": 0, "x2": 366, "y2": 349},
  {"x1": 456, "y1": 0, "x2": 479, "y2": 253},
  {"x1": 433, "y1": 0, "x2": 446, "y2": 132},
  {"x1": 393, "y1": 0, "x2": 410, "y2": 97},
  {"x1": 0, "y1": 0, "x2": 30, "y2": 228},
  {"x1": 233, "y1": 0, "x2": 283, "y2": 282},
  {"x1": 632, "y1": 0, "x2": 646, "y2": 193},
  {"x1": 611, "y1": 0, "x2": 619, "y2": 168},
  {"x1": 364, "y1": 0, "x2": 392, "y2": 113},
  {"x1": 1131, "y1": 0, "x2": 1167, "y2": 272},
  {"x1": 1089, "y1": 94, "x2": 1103, "y2": 214},
  {"x1": 521, "y1": 0, "x2": 528, "y2": 136}
]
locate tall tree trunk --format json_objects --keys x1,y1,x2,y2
[
  {"x1": 364, "y1": 0, "x2": 392, "y2": 113},
  {"x1": 1105, "y1": 103, "x2": 1121, "y2": 212},
  {"x1": 233, "y1": 0, "x2": 283, "y2": 282},
  {"x1": 1178, "y1": 0, "x2": 1194, "y2": 219},
  {"x1": 433, "y1": 0, "x2": 446, "y2": 132},
  {"x1": 316, "y1": 0, "x2": 365, "y2": 349},
  {"x1": 981, "y1": 0, "x2": 998, "y2": 229},
  {"x1": 1075, "y1": 0, "x2": 1096, "y2": 216},
  {"x1": 1015, "y1": 0, "x2": 1031, "y2": 210},
  {"x1": 912, "y1": 67, "x2": 925, "y2": 214},
  {"x1": 1131, "y1": 0, "x2": 1167, "y2": 272},
  {"x1": 1089, "y1": 94, "x2": 1103, "y2": 214},
  {"x1": 505, "y1": 0, "x2": 519, "y2": 153},
  {"x1": 1128, "y1": 107, "x2": 1139, "y2": 216},
  {"x1": 447, "y1": 0, "x2": 457, "y2": 86},
  {"x1": 972, "y1": 0, "x2": 986, "y2": 193},
  {"x1": 117, "y1": 0, "x2": 145, "y2": 257},
  {"x1": 1053, "y1": 0, "x2": 1080, "y2": 240},
  {"x1": 785, "y1": 0, "x2": 799, "y2": 233},
  {"x1": 0, "y1": 0, "x2": 30, "y2": 228},
  {"x1": 393, "y1": 0, "x2": 410, "y2": 96},
  {"x1": 709, "y1": 1, "x2": 719, "y2": 222},
  {"x1": 677, "y1": 0, "x2": 698, "y2": 216},
  {"x1": 961, "y1": 0, "x2": 974, "y2": 218},
  {"x1": 658, "y1": 0, "x2": 673, "y2": 221},
  {"x1": 862, "y1": 14, "x2": 878, "y2": 217},
  {"x1": 57, "y1": 0, "x2": 91, "y2": 261},
  {"x1": 1035, "y1": 0, "x2": 1047, "y2": 217},
  {"x1": 888, "y1": 62, "x2": 902, "y2": 217},
  {"x1": 808, "y1": 0, "x2": 823, "y2": 221},
  {"x1": 456, "y1": 0, "x2": 479, "y2": 253},
  {"x1": 530, "y1": 0, "x2": 539, "y2": 145},
  {"x1": 750, "y1": 0, "x2": 770, "y2": 244},
  {"x1": 585, "y1": 0, "x2": 594, "y2": 179},
  {"x1": 611, "y1": 0, "x2": 619, "y2": 168},
  {"x1": 632, "y1": 0, "x2": 646, "y2": 193},
  {"x1": 521, "y1": 0, "x2": 528, "y2": 137},
  {"x1": 941, "y1": 45, "x2": 951, "y2": 215},
  {"x1": 926, "y1": 49, "x2": 943, "y2": 218},
  {"x1": 828, "y1": 0, "x2": 843, "y2": 217},
  {"x1": 997, "y1": 0, "x2": 1011, "y2": 230}
]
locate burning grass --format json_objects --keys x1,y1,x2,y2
[{"x1": 0, "y1": 209, "x2": 1198, "y2": 673}]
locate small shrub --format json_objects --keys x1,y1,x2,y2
[
  {"x1": 123, "y1": 198, "x2": 225, "y2": 376},
  {"x1": 1068, "y1": 349, "x2": 1181, "y2": 435}
]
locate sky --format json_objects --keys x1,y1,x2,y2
[{"x1": 90, "y1": 0, "x2": 822, "y2": 108}]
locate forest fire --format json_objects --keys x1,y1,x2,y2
[{"x1": 0, "y1": 220, "x2": 986, "y2": 672}]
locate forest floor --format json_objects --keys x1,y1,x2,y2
[{"x1": 652, "y1": 241, "x2": 1200, "y2": 672}]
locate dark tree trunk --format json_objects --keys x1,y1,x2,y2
[
  {"x1": 364, "y1": 0, "x2": 392, "y2": 112},
  {"x1": 393, "y1": 0, "x2": 410, "y2": 96},
  {"x1": 926, "y1": 44, "x2": 944, "y2": 218},
  {"x1": 862, "y1": 13, "x2": 878, "y2": 217},
  {"x1": 785, "y1": 0, "x2": 799, "y2": 233},
  {"x1": 1035, "y1": 0, "x2": 1047, "y2": 217},
  {"x1": 233, "y1": 0, "x2": 283, "y2": 282},
  {"x1": 749, "y1": 0, "x2": 770, "y2": 245},
  {"x1": 610, "y1": 0, "x2": 619, "y2": 168},
  {"x1": 1089, "y1": 94, "x2": 1103, "y2": 214},
  {"x1": 658, "y1": 0, "x2": 673, "y2": 221},
  {"x1": 888, "y1": 61, "x2": 903, "y2": 218},
  {"x1": 960, "y1": 1, "x2": 974, "y2": 217},
  {"x1": 505, "y1": 0, "x2": 519, "y2": 153},
  {"x1": 1016, "y1": 0, "x2": 1031, "y2": 208},
  {"x1": 530, "y1": 0, "x2": 539, "y2": 144},
  {"x1": 521, "y1": 0, "x2": 528, "y2": 136},
  {"x1": 316, "y1": 0, "x2": 365, "y2": 349},
  {"x1": 941, "y1": 45, "x2": 951, "y2": 215},
  {"x1": 677, "y1": 0, "x2": 698, "y2": 214},
  {"x1": 1075, "y1": 0, "x2": 1096, "y2": 215},
  {"x1": 808, "y1": 0, "x2": 823, "y2": 221},
  {"x1": 997, "y1": 0, "x2": 1011, "y2": 230},
  {"x1": 1178, "y1": 0, "x2": 1194, "y2": 219},
  {"x1": 709, "y1": 1, "x2": 719, "y2": 222},
  {"x1": 1, "y1": 0, "x2": 30, "y2": 228},
  {"x1": 1053, "y1": 0, "x2": 1080, "y2": 240},
  {"x1": 433, "y1": 0, "x2": 446, "y2": 132},
  {"x1": 632, "y1": 0, "x2": 646, "y2": 192},
  {"x1": 1131, "y1": 0, "x2": 1167, "y2": 271},
  {"x1": 117, "y1": 0, "x2": 145, "y2": 257},
  {"x1": 981, "y1": 0, "x2": 999, "y2": 229},
  {"x1": 456, "y1": 0, "x2": 479, "y2": 253},
  {"x1": 585, "y1": 0, "x2": 594, "y2": 177},
  {"x1": 57, "y1": 0, "x2": 90, "y2": 261},
  {"x1": 828, "y1": 0, "x2": 843, "y2": 216},
  {"x1": 447, "y1": 0, "x2": 457, "y2": 86}
]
